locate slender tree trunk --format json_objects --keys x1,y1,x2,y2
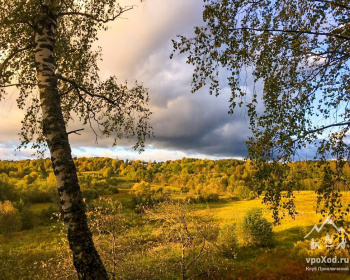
[{"x1": 34, "y1": 5, "x2": 109, "y2": 280}]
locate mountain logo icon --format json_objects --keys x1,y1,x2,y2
[{"x1": 304, "y1": 217, "x2": 349, "y2": 239}]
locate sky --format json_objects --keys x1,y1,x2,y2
[{"x1": 0, "y1": 0, "x2": 253, "y2": 162}]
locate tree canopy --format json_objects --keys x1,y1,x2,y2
[
  {"x1": 173, "y1": 0, "x2": 350, "y2": 222},
  {"x1": 0, "y1": 0, "x2": 152, "y2": 153}
]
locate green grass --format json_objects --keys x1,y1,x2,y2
[
  {"x1": 29, "y1": 203, "x2": 54, "y2": 213},
  {"x1": 2, "y1": 191, "x2": 350, "y2": 279}
]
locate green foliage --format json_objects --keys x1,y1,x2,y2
[
  {"x1": 130, "y1": 181, "x2": 170, "y2": 212},
  {"x1": 191, "y1": 192, "x2": 220, "y2": 203},
  {"x1": 40, "y1": 205, "x2": 60, "y2": 224},
  {"x1": 82, "y1": 189, "x2": 100, "y2": 202},
  {"x1": 106, "y1": 177, "x2": 119, "y2": 186},
  {"x1": 234, "y1": 185, "x2": 251, "y2": 200},
  {"x1": 1, "y1": 157, "x2": 346, "y2": 212},
  {"x1": 0, "y1": 1, "x2": 153, "y2": 153},
  {"x1": 216, "y1": 224, "x2": 238, "y2": 258},
  {"x1": 13, "y1": 200, "x2": 35, "y2": 230},
  {"x1": 173, "y1": 0, "x2": 350, "y2": 160},
  {"x1": 19, "y1": 209, "x2": 35, "y2": 230},
  {"x1": 131, "y1": 181, "x2": 151, "y2": 196},
  {"x1": 109, "y1": 186, "x2": 119, "y2": 194},
  {"x1": 242, "y1": 208, "x2": 273, "y2": 247},
  {"x1": 102, "y1": 167, "x2": 113, "y2": 178},
  {"x1": 173, "y1": 0, "x2": 350, "y2": 224},
  {"x1": 0, "y1": 173, "x2": 18, "y2": 201},
  {"x1": 0, "y1": 200, "x2": 22, "y2": 236},
  {"x1": 180, "y1": 185, "x2": 190, "y2": 193}
]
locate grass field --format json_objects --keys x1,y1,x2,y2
[{"x1": 1, "y1": 191, "x2": 350, "y2": 279}]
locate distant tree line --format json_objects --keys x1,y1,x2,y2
[{"x1": 1, "y1": 157, "x2": 349, "y2": 206}]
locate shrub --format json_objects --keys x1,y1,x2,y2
[
  {"x1": 106, "y1": 177, "x2": 119, "y2": 186},
  {"x1": 102, "y1": 167, "x2": 113, "y2": 177},
  {"x1": 0, "y1": 174, "x2": 18, "y2": 201},
  {"x1": 242, "y1": 208, "x2": 273, "y2": 247},
  {"x1": 131, "y1": 181, "x2": 151, "y2": 196},
  {"x1": 91, "y1": 179, "x2": 109, "y2": 190},
  {"x1": 109, "y1": 186, "x2": 119, "y2": 194},
  {"x1": 217, "y1": 224, "x2": 238, "y2": 258},
  {"x1": 20, "y1": 209, "x2": 35, "y2": 230},
  {"x1": 87, "y1": 198, "x2": 128, "y2": 278},
  {"x1": 40, "y1": 205, "x2": 59, "y2": 224},
  {"x1": 0, "y1": 200, "x2": 22, "y2": 236},
  {"x1": 234, "y1": 185, "x2": 251, "y2": 200},
  {"x1": 190, "y1": 185, "x2": 220, "y2": 202},
  {"x1": 200, "y1": 192, "x2": 219, "y2": 202},
  {"x1": 131, "y1": 195, "x2": 150, "y2": 212},
  {"x1": 82, "y1": 189, "x2": 99, "y2": 202},
  {"x1": 25, "y1": 188, "x2": 53, "y2": 204},
  {"x1": 13, "y1": 200, "x2": 36, "y2": 230},
  {"x1": 186, "y1": 193, "x2": 220, "y2": 203},
  {"x1": 226, "y1": 186, "x2": 234, "y2": 193}
]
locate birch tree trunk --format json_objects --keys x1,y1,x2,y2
[{"x1": 34, "y1": 6, "x2": 109, "y2": 280}]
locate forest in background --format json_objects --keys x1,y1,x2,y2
[
  {"x1": 1, "y1": 157, "x2": 350, "y2": 232},
  {"x1": 1, "y1": 157, "x2": 349, "y2": 204}
]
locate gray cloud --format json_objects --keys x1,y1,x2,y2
[{"x1": 0, "y1": 0, "x2": 254, "y2": 160}]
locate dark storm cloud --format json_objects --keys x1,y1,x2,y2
[
  {"x1": 0, "y1": 0, "x2": 255, "y2": 160},
  {"x1": 68, "y1": 0, "x2": 254, "y2": 158},
  {"x1": 147, "y1": 84, "x2": 252, "y2": 157}
]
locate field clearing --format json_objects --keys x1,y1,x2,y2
[{"x1": 2, "y1": 190, "x2": 350, "y2": 279}]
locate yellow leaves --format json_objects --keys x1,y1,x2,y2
[
  {"x1": 131, "y1": 181, "x2": 151, "y2": 196},
  {"x1": 0, "y1": 200, "x2": 22, "y2": 236}
]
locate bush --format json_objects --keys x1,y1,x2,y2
[
  {"x1": 91, "y1": 179, "x2": 109, "y2": 190},
  {"x1": 102, "y1": 167, "x2": 113, "y2": 177},
  {"x1": 109, "y1": 186, "x2": 119, "y2": 194},
  {"x1": 106, "y1": 177, "x2": 119, "y2": 186},
  {"x1": 131, "y1": 181, "x2": 151, "y2": 196},
  {"x1": 217, "y1": 224, "x2": 238, "y2": 258},
  {"x1": 234, "y1": 185, "x2": 251, "y2": 200},
  {"x1": 242, "y1": 208, "x2": 273, "y2": 247},
  {"x1": 12, "y1": 200, "x2": 36, "y2": 229},
  {"x1": 186, "y1": 193, "x2": 220, "y2": 203},
  {"x1": 40, "y1": 205, "x2": 59, "y2": 224},
  {"x1": 0, "y1": 200, "x2": 22, "y2": 236},
  {"x1": 200, "y1": 192, "x2": 219, "y2": 202},
  {"x1": 25, "y1": 188, "x2": 53, "y2": 204},
  {"x1": 234, "y1": 186, "x2": 256, "y2": 200},
  {"x1": 20, "y1": 209, "x2": 35, "y2": 230},
  {"x1": 145, "y1": 201, "x2": 221, "y2": 279},
  {"x1": 82, "y1": 189, "x2": 99, "y2": 202},
  {"x1": 131, "y1": 194, "x2": 153, "y2": 213},
  {"x1": 0, "y1": 174, "x2": 18, "y2": 201}
]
